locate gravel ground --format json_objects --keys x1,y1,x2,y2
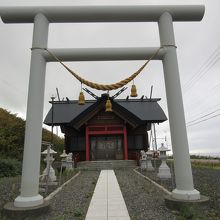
[
  {"x1": 0, "y1": 169, "x2": 79, "y2": 211},
  {"x1": 0, "y1": 169, "x2": 175, "y2": 220},
  {"x1": 140, "y1": 166, "x2": 220, "y2": 219},
  {"x1": 38, "y1": 170, "x2": 99, "y2": 220},
  {"x1": 139, "y1": 165, "x2": 175, "y2": 192},
  {"x1": 115, "y1": 169, "x2": 175, "y2": 220},
  {"x1": 192, "y1": 167, "x2": 220, "y2": 219},
  {"x1": 1, "y1": 166, "x2": 219, "y2": 220},
  {"x1": 0, "y1": 171, "x2": 99, "y2": 220}
]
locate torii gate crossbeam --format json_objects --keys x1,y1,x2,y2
[{"x1": 0, "y1": 5, "x2": 205, "y2": 208}]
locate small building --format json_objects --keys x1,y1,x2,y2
[{"x1": 44, "y1": 94, "x2": 167, "y2": 161}]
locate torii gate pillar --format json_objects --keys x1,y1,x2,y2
[
  {"x1": 14, "y1": 13, "x2": 49, "y2": 207},
  {"x1": 159, "y1": 12, "x2": 200, "y2": 200}
]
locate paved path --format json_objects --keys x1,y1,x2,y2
[{"x1": 85, "y1": 170, "x2": 130, "y2": 220}]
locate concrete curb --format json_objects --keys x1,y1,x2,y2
[
  {"x1": 133, "y1": 167, "x2": 171, "y2": 196},
  {"x1": 44, "y1": 171, "x2": 81, "y2": 202}
]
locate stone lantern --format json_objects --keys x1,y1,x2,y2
[
  {"x1": 41, "y1": 145, "x2": 57, "y2": 184},
  {"x1": 140, "y1": 150, "x2": 147, "y2": 170},
  {"x1": 60, "y1": 150, "x2": 68, "y2": 163},
  {"x1": 60, "y1": 150, "x2": 69, "y2": 169},
  {"x1": 146, "y1": 150, "x2": 155, "y2": 171},
  {"x1": 66, "y1": 152, "x2": 74, "y2": 169},
  {"x1": 59, "y1": 150, "x2": 73, "y2": 170},
  {"x1": 157, "y1": 143, "x2": 171, "y2": 179}
]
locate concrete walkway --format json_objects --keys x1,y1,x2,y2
[{"x1": 85, "y1": 170, "x2": 130, "y2": 220}]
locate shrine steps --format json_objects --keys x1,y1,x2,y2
[{"x1": 77, "y1": 160, "x2": 137, "y2": 170}]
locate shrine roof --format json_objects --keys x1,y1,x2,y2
[
  {"x1": 44, "y1": 97, "x2": 167, "y2": 126},
  {"x1": 116, "y1": 99, "x2": 166, "y2": 122}
]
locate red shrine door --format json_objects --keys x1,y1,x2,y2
[{"x1": 85, "y1": 125, "x2": 128, "y2": 161}]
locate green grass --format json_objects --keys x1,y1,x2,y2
[
  {"x1": 191, "y1": 160, "x2": 220, "y2": 170},
  {"x1": 167, "y1": 159, "x2": 220, "y2": 170},
  {"x1": 175, "y1": 206, "x2": 208, "y2": 220}
]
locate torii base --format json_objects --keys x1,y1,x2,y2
[
  {"x1": 164, "y1": 194, "x2": 209, "y2": 214},
  {"x1": 3, "y1": 200, "x2": 50, "y2": 219}
]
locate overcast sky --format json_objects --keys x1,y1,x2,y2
[{"x1": 0, "y1": 0, "x2": 219, "y2": 156}]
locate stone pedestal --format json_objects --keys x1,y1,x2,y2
[
  {"x1": 41, "y1": 147, "x2": 57, "y2": 184},
  {"x1": 140, "y1": 159, "x2": 147, "y2": 170},
  {"x1": 146, "y1": 157, "x2": 154, "y2": 171},
  {"x1": 140, "y1": 150, "x2": 147, "y2": 170},
  {"x1": 65, "y1": 153, "x2": 73, "y2": 169},
  {"x1": 146, "y1": 150, "x2": 154, "y2": 171},
  {"x1": 41, "y1": 157, "x2": 57, "y2": 182},
  {"x1": 157, "y1": 143, "x2": 171, "y2": 179},
  {"x1": 157, "y1": 155, "x2": 171, "y2": 179}
]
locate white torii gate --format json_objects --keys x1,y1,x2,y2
[{"x1": 0, "y1": 5, "x2": 205, "y2": 208}]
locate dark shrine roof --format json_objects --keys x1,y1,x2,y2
[
  {"x1": 45, "y1": 101, "x2": 94, "y2": 125},
  {"x1": 116, "y1": 99, "x2": 166, "y2": 122},
  {"x1": 44, "y1": 96, "x2": 167, "y2": 126}
]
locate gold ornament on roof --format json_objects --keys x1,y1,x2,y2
[
  {"x1": 78, "y1": 91, "x2": 85, "y2": 105},
  {"x1": 130, "y1": 84, "x2": 138, "y2": 97},
  {"x1": 105, "y1": 98, "x2": 112, "y2": 112}
]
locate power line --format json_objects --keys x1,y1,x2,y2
[
  {"x1": 187, "y1": 108, "x2": 220, "y2": 125},
  {"x1": 184, "y1": 83, "x2": 220, "y2": 116},
  {"x1": 183, "y1": 58, "x2": 217, "y2": 91},
  {"x1": 183, "y1": 46, "x2": 220, "y2": 91},
  {"x1": 186, "y1": 101, "x2": 220, "y2": 122},
  {"x1": 183, "y1": 57, "x2": 220, "y2": 113},
  {"x1": 184, "y1": 56, "x2": 220, "y2": 94},
  {"x1": 187, "y1": 113, "x2": 220, "y2": 127}
]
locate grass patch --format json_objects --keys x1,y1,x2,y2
[
  {"x1": 58, "y1": 169, "x2": 78, "y2": 186},
  {"x1": 167, "y1": 159, "x2": 220, "y2": 170},
  {"x1": 0, "y1": 158, "x2": 22, "y2": 178},
  {"x1": 175, "y1": 206, "x2": 208, "y2": 220},
  {"x1": 191, "y1": 160, "x2": 220, "y2": 170},
  {"x1": 85, "y1": 191, "x2": 93, "y2": 198}
]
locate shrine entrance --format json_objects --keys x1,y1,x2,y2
[
  {"x1": 90, "y1": 135, "x2": 123, "y2": 160},
  {"x1": 86, "y1": 125, "x2": 128, "y2": 161}
]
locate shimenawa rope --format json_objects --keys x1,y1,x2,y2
[{"x1": 32, "y1": 47, "x2": 162, "y2": 91}]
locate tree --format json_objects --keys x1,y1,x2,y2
[{"x1": 0, "y1": 108, "x2": 64, "y2": 160}]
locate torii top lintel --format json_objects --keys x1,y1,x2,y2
[{"x1": 0, "y1": 5, "x2": 204, "y2": 23}]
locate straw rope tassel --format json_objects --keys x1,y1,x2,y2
[{"x1": 78, "y1": 83, "x2": 85, "y2": 105}]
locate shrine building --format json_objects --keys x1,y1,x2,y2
[{"x1": 44, "y1": 94, "x2": 167, "y2": 161}]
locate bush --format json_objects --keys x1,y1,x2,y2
[{"x1": 0, "y1": 158, "x2": 22, "y2": 178}]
